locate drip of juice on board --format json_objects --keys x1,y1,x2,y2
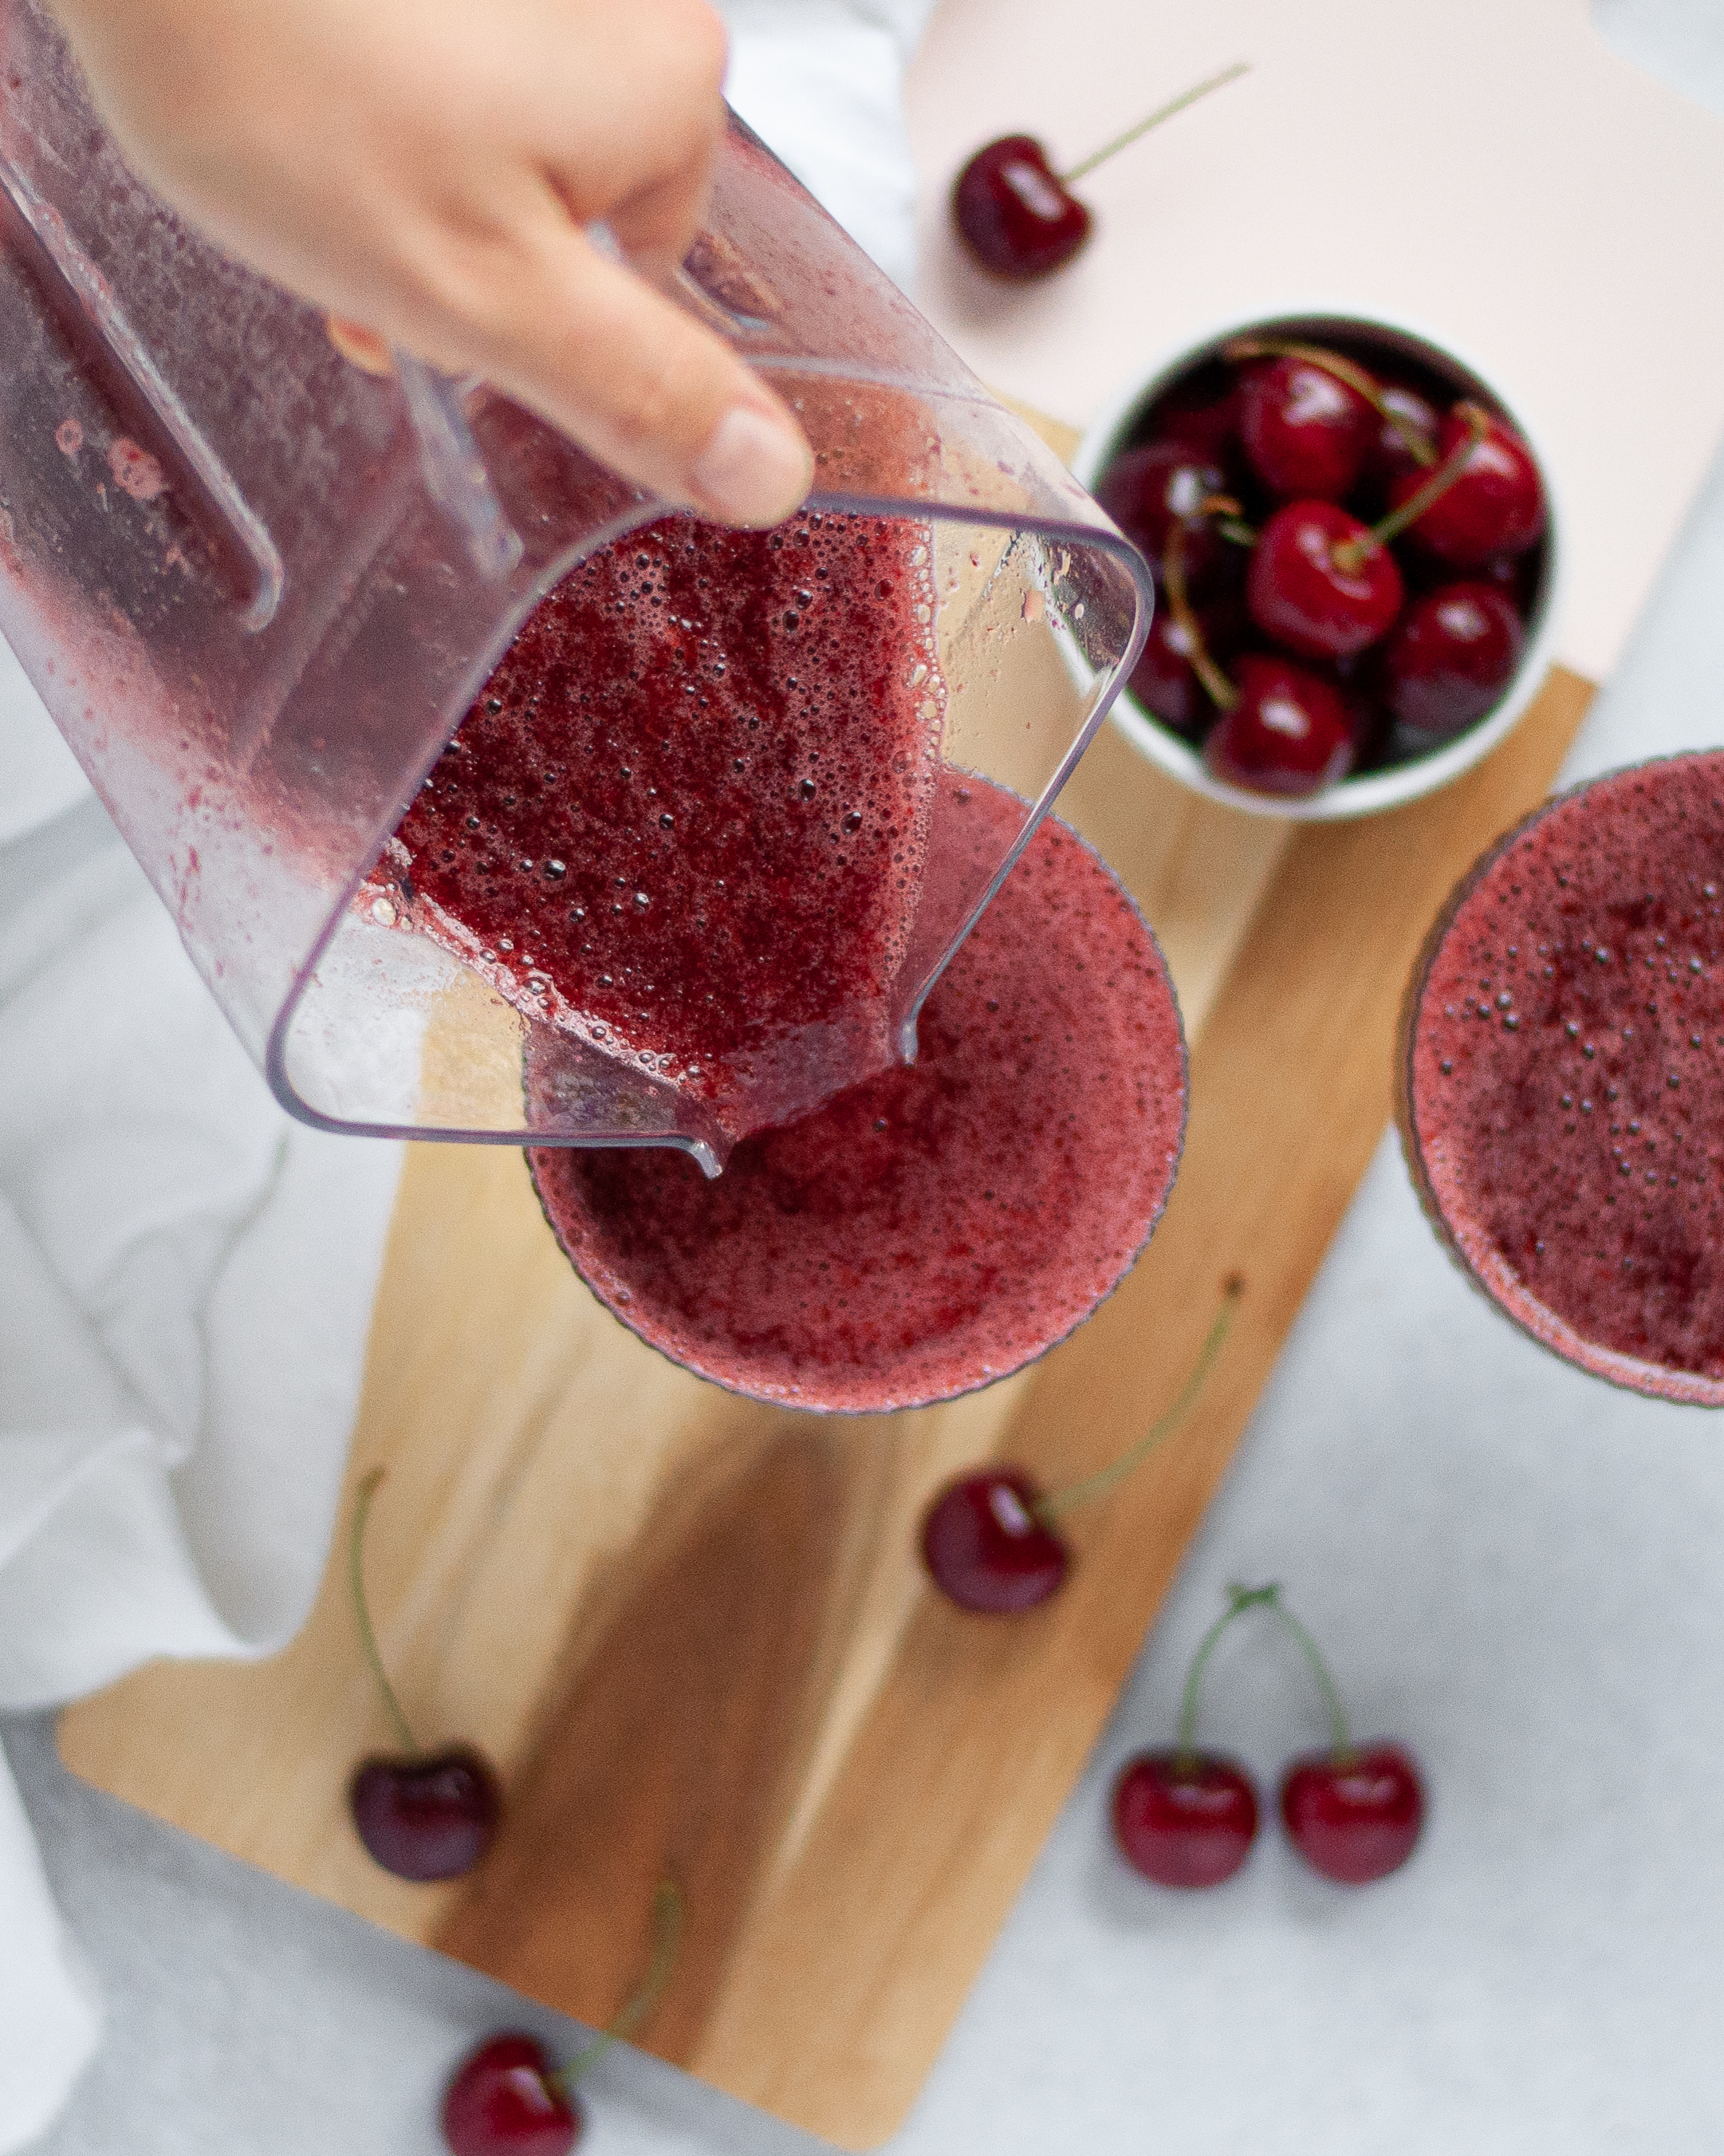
[
  {"x1": 372, "y1": 509, "x2": 943, "y2": 1139},
  {"x1": 1400, "y1": 752, "x2": 1724, "y2": 1402},
  {"x1": 529, "y1": 796, "x2": 1187, "y2": 1413}
]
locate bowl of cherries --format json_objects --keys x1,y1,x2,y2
[{"x1": 1075, "y1": 314, "x2": 1561, "y2": 818}]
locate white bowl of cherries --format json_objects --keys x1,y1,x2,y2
[{"x1": 1075, "y1": 313, "x2": 1562, "y2": 819}]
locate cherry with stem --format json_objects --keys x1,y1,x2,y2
[
  {"x1": 1160, "y1": 520, "x2": 1356, "y2": 797},
  {"x1": 1246, "y1": 404, "x2": 1493, "y2": 664},
  {"x1": 347, "y1": 1466, "x2": 502, "y2": 1882},
  {"x1": 1222, "y1": 335, "x2": 1439, "y2": 480},
  {"x1": 953, "y1": 62, "x2": 1251, "y2": 279},
  {"x1": 1388, "y1": 403, "x2": 1546, "y2": 565},
  {"x1": 1256, "y1": 1583, "x2": 1427, "y2": 1885},
  {"x1": 920, "y1": 1277, "x2": 1242, "y2": 1614},
  {"x1": 443, "y1": 1879, "x2": 685, "y2": 2156},
  {"x1": 1112, "y1": 1583, "x2": 1269, "y2": 1886}
]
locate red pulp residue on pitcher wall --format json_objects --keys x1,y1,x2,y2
[{"x1": 374, "y1": 510, "x2": 943, "y2": 1136}]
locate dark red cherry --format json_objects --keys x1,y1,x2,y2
[
  {"x1": 1151, "y1": 374, "x2": 1242, "y2": 464},
  {"x1": 952, "y1": 136, "x2": 1091, "y2": 278},
  {"x1": 1112, "y1": 1750, "x2": 1260, "y2": 1886},
  {"x1": 1391, "y1": 407, "x2": 1545, "y2": 565},
  {"x1": 1247, "y1": 499, "x2": 1403, "y2": 661},
  {"x1": 920, "y1": 1468, "x2": 1070, "y2": 1614},
  {"x1": 1280, "y1": 1740, "x2": 1425, "y2": 1884},
  {"x1": 1127, "y1": 593, "x2": 1246, "y2": 739},
  {"x1": 443, "y1": 2033, "x2": 579, "y2": 2156},
  {"x1": 1476, "y1": 549, "x2": 1541, "y2": 612},
  {"x1": 1096, "y1": 440, "x2": 1233, "y2": 595},
  {"x1": 1204, "y1": 652, "x2": 1354, "y2": 798},
  {"x1": 1381, "y1": 580, "x2": 1525, "y2": 740},
  {"x1": 349, "y1": 1744, "x2": 501, "y2": 1882},
  {"x1": 1364, "y1": 380, "x2": 1440, "y2": 493},
  {"x1": 1239, "y1": 357, "x2": 1375, "y2": 502}
]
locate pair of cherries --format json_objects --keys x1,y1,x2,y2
[
  {"x1": 1100, "y1": 337, "x2": 1546, "y2": 797},
  {"x1": 1113, "y1": 1584, "x2": 1425, "y2": 1888}
]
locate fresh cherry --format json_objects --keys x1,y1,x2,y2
[
  {"x1": 1280, "y1": 1741, "x2": 1425, "y2": 1885},
  {"x1": 1151, "y1": 368, "x2": 1242, "y2": 464},
  {"x1": 1380, "y1": 580, "x2": 1524, "y2": 740},
  {"x1": 1112, "y1": 1751, "x2": 1259, "y2": 1887},
  {"x1": 1111, "y1": 1576, "x2": 1270, "y2": 1886},
  {"x1": 1241, "y1": 397, "x2": 1493, "y2": 668},
  {"x1": 1238, "y1": 355, "x2": 1375, "y2": 502},
  {"x1": 1128, "y1": 593, "x2": 1247, "y2": 739},
  {"x1": 346, "y1": 1467, "x2": 502, "y2": 1881},
  {"x1": 1203, "y1": 651, "x2": 1353, "y2": 797},
  {"x1": 1248, "y1": 1583, "x2": 1426, "y2": 1884},
  {"x1": 951, "y1": 137, "x2": 1091, "y2": 280},
  {"x1": 919, "y1": 1468, "x2": 1070, "y2": 1614},
  {"x1": 1391, "y1": 404, "x2": 1545, "y2": 565},
  {"x1": 443, "y1": 2035, "x2": 580, "y2": 2156},
  {"x1": 443, "y1": 1881, "x2": 683, "y2": 2156},
  {"x1": 951, "y1": 64, "x2": 1250, "y2": 279},
  {"x1": 1364, "y1": 380, "x2": 1440, "y2": 493},
  {"x1": 350, "y1": 1746, "x2": 502, "y2": 1882},
  {"x1": 1247, "y1": 500, "x2": 1403, "y2": 661},
  {"x1": 1096, "y1": 439, "x2": 1234, "y2": 595},
  {"x1": 922, "y1": 1282, "x2": 1241, "y2": 1614}
]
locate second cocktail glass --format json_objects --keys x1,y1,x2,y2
[{"x1": 1398, "y1": 752, "x2": 1724, "y2": 1405}]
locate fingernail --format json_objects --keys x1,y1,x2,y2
[{"x1": 691, "y1": 406, "x2": 813, "y2": 527}]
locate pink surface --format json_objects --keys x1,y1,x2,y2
[{"x1": 906, "y1": 0, "x2": 1724, "y2": 683}]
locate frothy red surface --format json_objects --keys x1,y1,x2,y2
[
  {"x1": 1403, "y1": 754, "x2": 1724, "y2": 1401},
  {"x1": 382, "y1": 510, "x2": 940, "y2": 1135},
  {"x1": 529, "y1": 806, "x2": 1186, "y2": 1412}
]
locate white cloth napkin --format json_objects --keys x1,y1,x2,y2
[
  {"x1": 723, "y1": 0, "x2": 937, "y2": 294},
  {"x1": 0, "y1": 4, "x2": 935, "y2": 2147},
  {"x1": 0, "y1": 640, "x2": 404, "y2": 2150}
]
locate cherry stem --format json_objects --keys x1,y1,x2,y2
[
  {"x1": 1060, "y1": 61, "x2": 1252, "y2": 184},
  {"x1": 1330, "y1": 400, "x2": 1493, "y2": 574},
  {"x1": 349, "y1": 1466, "x2": 418, "y2": 1759},
  {"x1": 1160, "y1": 523, "x2": 1238, "y2": 713},
  {"x1": 1173, "y1": 1581, "x2": 1354, "y2": 1765},
  {"x1": 1253, "y1": 1586, "x2": 1355, "y2": 1762},
  {"x1": 553, "y1": 1879, "x2": 685, "y2": 2091},
  {"x1": 1221, "y1": 336, "x2": 1439, "y2": 471},
  {"x1": 1174, "y1": 1582, "x2": 1278, "y2": 1763},
  {"x1": 1033, "y1": 1277, "x2": 1242, "y2": 1524}
]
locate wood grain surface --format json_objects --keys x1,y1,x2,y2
[{"x1": 58, "y1": 411, "x2": 1596, "y2": 2147}]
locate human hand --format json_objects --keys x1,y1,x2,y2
[{"x1": 49, "y1": 0, "x2": 814, "y2": 526}]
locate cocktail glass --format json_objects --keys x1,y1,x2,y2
[{"x1": 1398, "y1": 751, "x2": 1724, "y2": 1404}]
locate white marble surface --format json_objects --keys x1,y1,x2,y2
[{"x1": 14, "y1": 3, "x2": 1724, "y2": 2150}]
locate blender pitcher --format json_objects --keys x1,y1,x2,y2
[{"x1": 0, "y1": 0, "x2": 1151, "y2": 1171}]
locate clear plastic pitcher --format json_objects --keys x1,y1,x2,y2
[{"x1": 0, "y1": 0, "x2": 1150, "y2": 1169}]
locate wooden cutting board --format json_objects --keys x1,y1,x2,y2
[{"x1": 57, "y1": 388, "x2": 1595, "y2": 2136}]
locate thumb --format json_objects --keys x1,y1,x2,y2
[{"x1": 466, "y1": 223, "x2": 813, "y2": 527}]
